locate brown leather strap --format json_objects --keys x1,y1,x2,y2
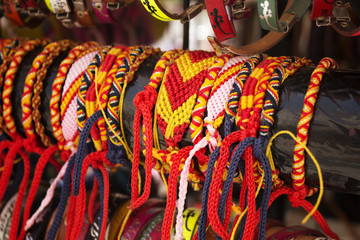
[
  {"x1": 208, "y1": 0, "x2": 295, "y2": 55},
  {"x1": 72, "y1": 0, "x2": 97, "y2": 26},
  {"x1": 332, "y1": 0, "x2": 360, "y2": 36}
]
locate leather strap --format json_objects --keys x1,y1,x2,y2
[
  {"x1": 208, "y1": 0, "x2": 295, "y2": 55},
  {"x1": 3, "y1": 0, "x2": 43, "y2": 27},
  {"x1": 72, "y1": 0, "x2": 98, "y2": 26},
  {"x1": 92, "y1": 1, "x2": 115, "y2": 23},
  {"x1": 182, "y1": 208, "x2": 201, "y2": 240},
  {"x1": 140, "y1": 0, "x2": 203, "y2": 22},
  {"x1": 49, "y1": 0, "x2": 78, "y2": 27},
  {"x1": 257, "y1": 0, "x2": 311, "y2": 32},
  {"x1": 205, "y1": 0, "x2": 236, "y2": 42},
  {"x1": 332, "y1": 0, "x2": 360, "y2": 36},
  {"x1": 311, "y1": 0, "x2": 334, "y2": 23},
  {"x1": 14, "y1": 0, "x2": 49, "y2": 17},
  {"x1": 102, "y1": 0, "x2": 135, "y2": 11}
]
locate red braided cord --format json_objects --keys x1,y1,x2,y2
[
  {"x1": 8, "y1": 147, "x2": 30, "y2": 240},
  {"x1": 131, "y1": 50, "x2": 184, "y2": 210},
  {"x1": 0, "y1": 140, "x2": 25, "y2": 205},
  {"x1": 262, "y1": 187, "x2": 339, "y2": 239},
  {"x1": 32, "y1": 40, "x2": 74, "y2": 147},
  {"x1": 161, "y1": 146, "x2": 192, "y2": 240},
  {"x1": 292, "y1": 57, "x2": 338, "y2": 192},
  {"x1": 66, "y1": 195, "x2": 77, "y2": 240},
  {"x1": 18, "y1": 145, "x2": 59, "y2": 240},
  {"x1": 88, "y1": 178, "x2": 99, "y2": 224},
  {"x1": 98, "y1": 164, "x2": 110, "y2": 240},
  {"x1": 207, "y1": 58, "x2": 282, "y2": 239},
  {"x1": 70, "y1": 152, "x2": 110, "y2": 240}
]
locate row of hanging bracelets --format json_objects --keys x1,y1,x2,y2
[{"x1": 0, "y1": 38, "x2": 339, "y2": 240}]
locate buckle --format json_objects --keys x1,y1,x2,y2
[
  {"x1": 94, "y1": 2, "x2": 103, "y2": 10},
  {"x1": 280, "y1": 12, "x2": 296, "y2": 32},
  {"x1": 231, "y1": 0, "x2": 251, "y2": 20},
  {"x1": 56, "y1": 11, "x2": 70, "y2": 20},
  {"x1": 333, "y1": 1, "x2": 351, "y2": 27},
  {"x1": 107, "y1": 2, "x2": 123, "y2": 10},
  {"x1": 316, "y1": 16, "x2": 332, "y2": 27},
  {"x1": 180, "y1": 3, "x2": 204, "y2": 23}
]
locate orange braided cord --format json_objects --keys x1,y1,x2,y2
[
  {"x1": 22, "y1": 41, "x2": 60, "y2": 137},
  {"x1": 0, "y1": 38, "x2": 25, "y2": 134},
  {"x1": 32, "y1": 40, "x2": 74, "y2": 147},
  {"x1": 292, "y1": 57, "x2": 337, "y2": 191},
  {"x1": 3, "y1": 39, "x2": 49, "y2": 139},
  {"x1": 50, "y1": 42, "x2": 99, "y2": 149}
]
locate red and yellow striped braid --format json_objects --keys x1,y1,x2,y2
[
  {"x1": 236, "y1": 57, "x2": 282, "y2": 130},
  {"x1": 258, "y1": 57, "x2": 312, "y2": 189},
  {"x1": 292, "y1": 57, "x2": 337, "y2": 192},
  {"x1": 86, "y1": 45, "x2": 126, "y2": 151},
  {"x1": 117, "y1": 46, "x2": 160, "y2": 159},
  {"x1": 207, "y1": 58, "x2": 281, "y2": 240},
  {"x1": 3, "y1": 39, "x2": 49, "y2": 140},
  {"x1": 51, "y1": 41, "x2": 99, "y2": 150},
  {"x1": 32, "y1": 40, "x2": 75, "y2": 147},
  {"x1": 0, "y1": 39, "x2": 13, "y2": 49},
  {"x1": 76, "y1": 46, "x2": 111, "y2": 132},
  {"x1": 95, "y1": 45, "x2": 128, "y2": 149},
  {"x1": 0, "y1": 38, "x2": 25, "y2": 134},
  {"x1": 246, "y1": 57, "x2": 291, "y2": 185},
  {"x1": 225, "y1": 55, "x2": 265, "y2": 120},
  {"x1": 21, "y1": 41, "x2": 61, "y2": 138},
  {"x1": 105, "y1": 47, "x2": 138, "y2": 147},
  {"x1": 185, "y1": 54, "x2": 232, "y2": 188},
  {"x1": 189, "y1": 54, "x2": 231, "y2": 144}
]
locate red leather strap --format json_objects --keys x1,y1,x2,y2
[
  {"x1": 205, "y1": 0, "x2": 236, "y2": 42},
  {"x1": 311, "y1": 0, "x2": 334, "y2": 21},
  {"x1": 3, "y1": 0, "x2": 43, "y2": 27}
]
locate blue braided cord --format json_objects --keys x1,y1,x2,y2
[
  {"x1": 46, "y1": 155, "x2": 76, "y2": 240},
  {"x1": 216, "y1": 137, "x2": 255, "y2": 240},
  {"x1": 73, "y1": 111, "x2": 102, "y2": 196},
  {"x1": 106, "y1": 140, "x2": 131, "y2": 168},
  {"x1": 198, "y1": 147, "x2": 220, "y2": 240},
  {"x1": 253, "y1": 136, "x2": 272, "y2": 240}
]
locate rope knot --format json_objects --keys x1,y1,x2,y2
[
  {"x1": 289, "y1": 187, "x2": 308, "y2": 208},
  {"x1": 133, "y1": 88, "x2": 157, "y2": 110},
  {"x1": 24, "y1": 135, "x2": 44, "y2": 154}
]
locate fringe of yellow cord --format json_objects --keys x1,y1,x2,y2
[
  {"x1": 266, "y1": 130, "x2": 324, "y2": 224},
  {"x1": 119, "y1": 81, "x2": 133, "y2": 160},
  {"x1": 94, "y1": 68, "x2": 132, "y2": 159}
]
